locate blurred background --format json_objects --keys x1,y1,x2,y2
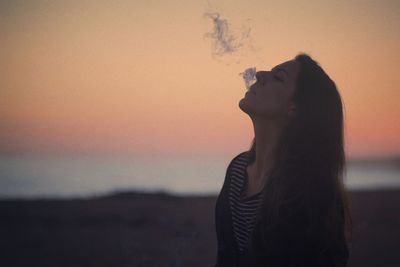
[{"x1": 1, "y1": 0, "x2": 399, "y2": 266}]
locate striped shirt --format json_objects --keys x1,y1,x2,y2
[{"x1": 228, "y1": 153, "x2": 264, "y2": 253}]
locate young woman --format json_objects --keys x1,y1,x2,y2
[{"x1": 214, "y1": 53, "x2": 353, "y2": 267}]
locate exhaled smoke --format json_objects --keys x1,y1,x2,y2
[
  {"x1": 239, "y1": 67, "x2": 257, "y2": 90},
  {"x1": 203, "y1": 12, "x2": 251, "y2": 58},
  {"x1": 203, "y1": 10, "x2": 258, "y2": 89}
]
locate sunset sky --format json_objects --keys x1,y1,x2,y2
[{"x1": 1, "y1": 0, "x2": 399, "y2": 158}]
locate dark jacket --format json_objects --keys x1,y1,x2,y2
[{"x1": 214, "y1": 152, "x2": 349, "y2": 267}]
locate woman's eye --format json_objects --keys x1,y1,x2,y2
[{"x1": 274, "y1": 75, "x2": 283, "y2": 82}]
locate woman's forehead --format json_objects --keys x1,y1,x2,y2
[
  {"x1": 253, "y1": 60, "x2": 299, "y2": 95},
  {"x1": 272, "y1": 60, "x2": 298, "y2": 73},
  {"x1": 257, "y1": 60, "x2": 299, "y2": 78}
]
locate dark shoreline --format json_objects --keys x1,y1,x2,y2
[{"x1": 1, "y1": 189, "x2": 399, "y2": 267}]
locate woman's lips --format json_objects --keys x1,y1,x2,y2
[{"x1": 245, "y1": 91, "x2": 254, "y2": 97}]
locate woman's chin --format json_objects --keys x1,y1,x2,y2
[{"x1": 238, "y1": 99, "x2": 253, "y2": 114}]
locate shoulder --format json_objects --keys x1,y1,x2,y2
[
  {"x1": 221, "y1": 151, "x2": 249, "y2": 184},
  {"x1": 228, "y1": 151, "x2": 250, "y2": 167}
]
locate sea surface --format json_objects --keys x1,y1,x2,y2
[{"x1": 0, "y1": 154, "x2": 399, "y2": 199}]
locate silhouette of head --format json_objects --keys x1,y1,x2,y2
[{"x1": 238, "y1": 59, "x2": 300, "y2": 125}]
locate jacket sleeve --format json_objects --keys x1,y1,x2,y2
[
  {"x1": 214, "y1": 156, "x2": 233, "y2": 267},
  {"x1": 214, "y1": 152, "x2": 248, "y2": 267},
  {"x1": 214, "y1": 189, "x2": 224, "y2": 267}
]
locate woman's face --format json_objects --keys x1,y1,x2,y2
[{"x1": 239, "y1": 60, "x2": 300, "y2": 122}]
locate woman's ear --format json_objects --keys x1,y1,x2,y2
[{"x1": 287, "y1": 103, "x2": 297, "y2": 118}]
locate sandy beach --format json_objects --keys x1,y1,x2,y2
[{"x1": 1, "y1": 189, "x2": 399, "y2": 267}]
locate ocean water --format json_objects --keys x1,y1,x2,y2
[{"x1": 0, "y1": 154, "x2": 399, "y2": 199}]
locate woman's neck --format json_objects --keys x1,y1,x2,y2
[{"x1": 250, "y1": 117, "x2": 285, "y2": 182}]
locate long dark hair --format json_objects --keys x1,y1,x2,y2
[{"x1": 246, "y1": 53, "x2": 353, "y2": 266}]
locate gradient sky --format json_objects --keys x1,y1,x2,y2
[{"x1": 1, "y1": 0, "x2": 399, "y2": 157}]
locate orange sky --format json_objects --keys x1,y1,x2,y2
[{"x1": 1, "y1": 0, "x2": 399, "y2": 157}]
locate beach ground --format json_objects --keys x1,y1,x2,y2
[{"x1": 0, "y1": 189, "x2": 399, "y2": 267}]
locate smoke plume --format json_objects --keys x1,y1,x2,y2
[{"x1": 203, "y1": 12, "x2": 252, "y2": 59}]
